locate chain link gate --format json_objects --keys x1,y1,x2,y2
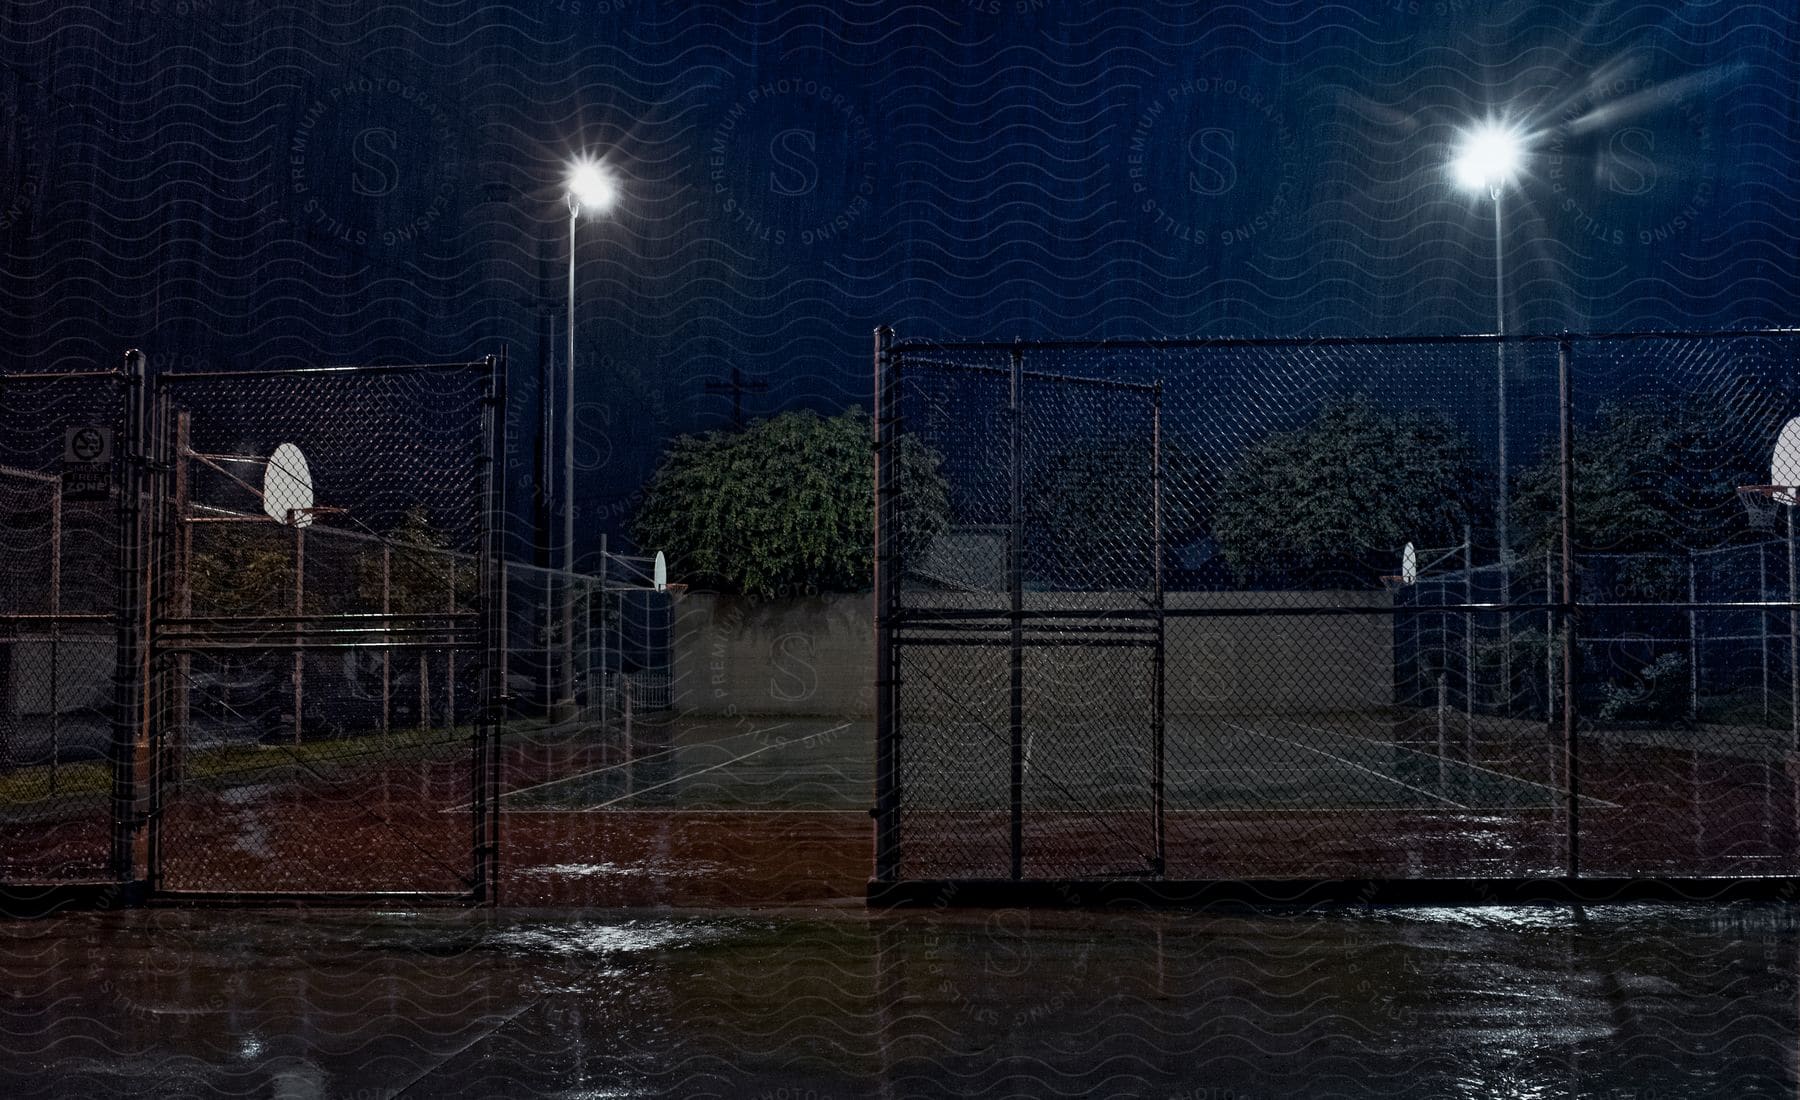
[
  {"x1": 875, "y1": 331, "x2": 1164, "y2": 882},
  {"x1": 141, "y1": 359, "x2": 502, "y2": 901},
  {"x1": 0, "y1": 367, "x2": 138, "y2": 896},
  {"x1": 875, "y1": 328, "x2": 1800, "y2": 904}
]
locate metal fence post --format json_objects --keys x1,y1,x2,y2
[
  {"x1": 1151, "y1": 381, "x2": 1166, "y2": 877},
  {"x1": 1463, "y1": 523, "x2": 1474, "y2": 749},
  {"x1": 1008, "y1": 341, "x2": 1025, "y2": 883},
  {"x1": 173, "y1": 411, "x2": 192, "y2": 769},
  {"x1": 1558, "y1": 336, "x2": 1580, "y2": 878},
  {"x1": 579, "y1": 577, "x2": 590, "y2": 723},
  {"x1": 48, "y1": 471, "x2": 60, "y2": 794},
  {"x1": 1788, "y1": 506, "x2": 1797, "y2": 753},
  {"x1": 1544, "y1": 546, "x2": 1554, "y2": 725},
  {"x1": 294, "y1": 522, "x2": 304, "y2": 745},
  {"x1": 446, "y1": 564, "x2": 457, "y2": 732},
  {"x1": 110, "y1": 350, "x2": 147, "y2": 885},
  {"x1": 498, "y1": 560, "x2": 509, "y2": 720},
  {"x1": 142, "y1": 377, "x2": 172, "y2": 891},
  {"x1": 598, "y1": 533, "x2": 608, "y2": 727},
  {"x1": 1761, "y1": 543, "x2": 1770, "y2": 722},
  {"x1": 1687, "y1": 554, "x2": 1698, "y2": 720},
  {"x1": 381, "y1": 545, "x2": 391, "y2": 735},
  {"x1": 477, "y1": 351, "x2": 505, "y2": 904},
  {"x1": 872, "y1": 326, "x2": 901, "y2": 883}
]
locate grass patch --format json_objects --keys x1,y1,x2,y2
[{"x1": 0, "y1": 725, "x2": 478, "y2": 811}]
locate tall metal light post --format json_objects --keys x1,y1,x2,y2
[
  {"x1": 1452, "y1": 122, "x2": 1524, "y2": 713},
  {"x1": 561, "y1": 156, "x2": 618, "y2": 710},
  {"x1": 1451, "y1": 122, "x2": 1524, "y2": 561}
]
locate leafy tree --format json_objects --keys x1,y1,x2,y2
[
  {"x1": 632, "y1": 408, "x2": 949, "y2": 599},
  {"x1": 1512, "y1": 395, "x2": 1763, "y2": 558},
  {"x1": 183, "y1": 523, "x2": 301, "y2": 729},
  {"x1": 189, "y1": 525, "x2": 296, "y2": 615},
  {"x1": 1211, "y1": 398, "x2": 1483, "y2": 585}
]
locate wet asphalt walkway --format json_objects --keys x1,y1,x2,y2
[{"x1": 1, "y1": 901, "x2": 1795, "y2": 1097}]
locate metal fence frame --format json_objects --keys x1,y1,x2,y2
[
  {"x1": 0, "y1": 365, "x2": 140, "y2": 910},
  {"x1": 0, "y1": 349, "x2": 692, "y2": 914},
  {"x1": 0, "y1": 351, "x2": 514, "y2": 912},
  {"x1": 872, "y1": 326, "x2": 1800, "y2": 906},
  {"x1": 139, "y1": 355, "x2": 507, "y2": 905}
]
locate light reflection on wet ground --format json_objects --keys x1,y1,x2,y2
[{"x1": 0, "y1": 902, "x2": 1794, "y2": 1097}]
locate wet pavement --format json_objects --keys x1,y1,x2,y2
[{"x1": 1, "y1": 900, "x2": 1795, "y2": 1097}]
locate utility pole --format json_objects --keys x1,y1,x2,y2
[{"x1": 703, "y1": 366, "x2": 769, "y2": 429}]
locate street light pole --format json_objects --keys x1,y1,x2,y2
[
  {"x1": 1452, "y1": 121, "x2": 1523, "y2": 714},
  {"x1": 1492, "y1": 184, "x2": 1508, "y2": 564},
  {"x1": 1491, "y1": 184, "x2": 1512, "y2": 713},
  {"x1": 563, "y1": 192, "x2": 579, "y2": 710},
  {"x1": 560, "y1": 155, "x2": 619, "y2": 716},
  {"x1": 1452, "y1": 125, "x2": 1524, "y2": 555}
]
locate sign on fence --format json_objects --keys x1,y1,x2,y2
[{"x1": 60, "y1": 424, "x2": 113, "y2": 500}]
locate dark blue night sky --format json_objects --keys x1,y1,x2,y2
[{"x1": 1, "y1": 0, "x2": 1795, "y2": 559}]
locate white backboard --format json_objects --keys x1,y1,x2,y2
[
  {"x1": 1774, "y1": 418, "x2": 1800, "y2": 505},
  {"x1": 263, "y1": 442, "x2": 315, "y2": 527}
]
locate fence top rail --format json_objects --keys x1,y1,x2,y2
[
  {"x1": 0, "y1": 368, "x2": 127, "y2": 382},
  {"x1": 157, "y1": 360, "x2": 492, "y2": 383},
  {"x1": 888, "y1": 327, "x2": 1800, "y2": 355},
  {"x1": 896, "y1": 357, "x2": 1160, "y2": 394}
]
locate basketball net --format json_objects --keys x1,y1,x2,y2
[{"x1": 1737, "y1": 485, "x2": 1800, "y2": 532}]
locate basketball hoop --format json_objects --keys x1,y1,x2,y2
[
  {"x1": 1380, "y1": 541, "x2": 1419, "y2": 593},
  {"x1": 1746, "y1": 417, "x2": 1800, "y2": 532},
  {"x1": 1738, "y1": 485, "x2": 1799, "y2": 532},
  {"x1": 663, "y1": 582, "x2": 688, "y2": 596}
]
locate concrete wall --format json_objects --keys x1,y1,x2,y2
[
  {"x1": 1163, "y1": 590, "x2": 1394, "y2": 716},
  {"x1": 672, "y1": 589, "x2": 1394, "y2": 719},
  {"x1": 672, "y1": 592, "x2": 877, "y2": 718}
]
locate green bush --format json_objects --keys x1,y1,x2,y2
[
  {"x1": 632, "y1": 408, "x2": 948, "y2": 599},
  {"x1": 1211, "y1": 397, "x2": 1482, "y2": 584},
  {"x1": 1511, "y1": 395, "x2": 1762, "y2": 556},
  {"x1": 1597, "y1": 651, "x2": 1689, "y2": 722}
]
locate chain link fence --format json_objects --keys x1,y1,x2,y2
[
  {"x1": 499, "y1": 551, "x2": 674, "y2": 729},
  {"x1": 875, "y1": 328, "x2": 1800, "y2": 892},
  {"x1": 143, "y1": 360, "x2": 502, "y2": 898},
  {"x1": 0, "y1": 370, "x2": 131, "y2": 887},
  {"x1": 0, "y1": 352, "x2": 693, "y2": 907}
]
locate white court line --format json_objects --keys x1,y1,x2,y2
[
  {"x1": 1224, "y1": 722, "x2": 1471, "y2": 810},
  {"x1": 450, "y1": 721, "x2": 798, "y2": 811},
  {"x1": 499, "y1": 807, "x2": 867, "y2": 814},
  {"x1": 500, "y1": 805, "x2": 1568, "y2": 816},
  {"x1": 497, "y1": 720, "x2": 793, "y2": 802},
  {"x1": 576, "y1": 721, "x2": 853, "y2": 811},
  {"x1": 1280, "y1": 719, "x2": 1624, "y2": 810}
]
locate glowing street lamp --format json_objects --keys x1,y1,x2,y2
[
  {"x1": 567, "y1": 158, "x2": 618, "y2": 216},
  {"x1": 1451, "y1": 123, "x2": 1523, "y2": 196},
  {"x1": 557, "y1": 155, "x2": 619, "y2": 709}
]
